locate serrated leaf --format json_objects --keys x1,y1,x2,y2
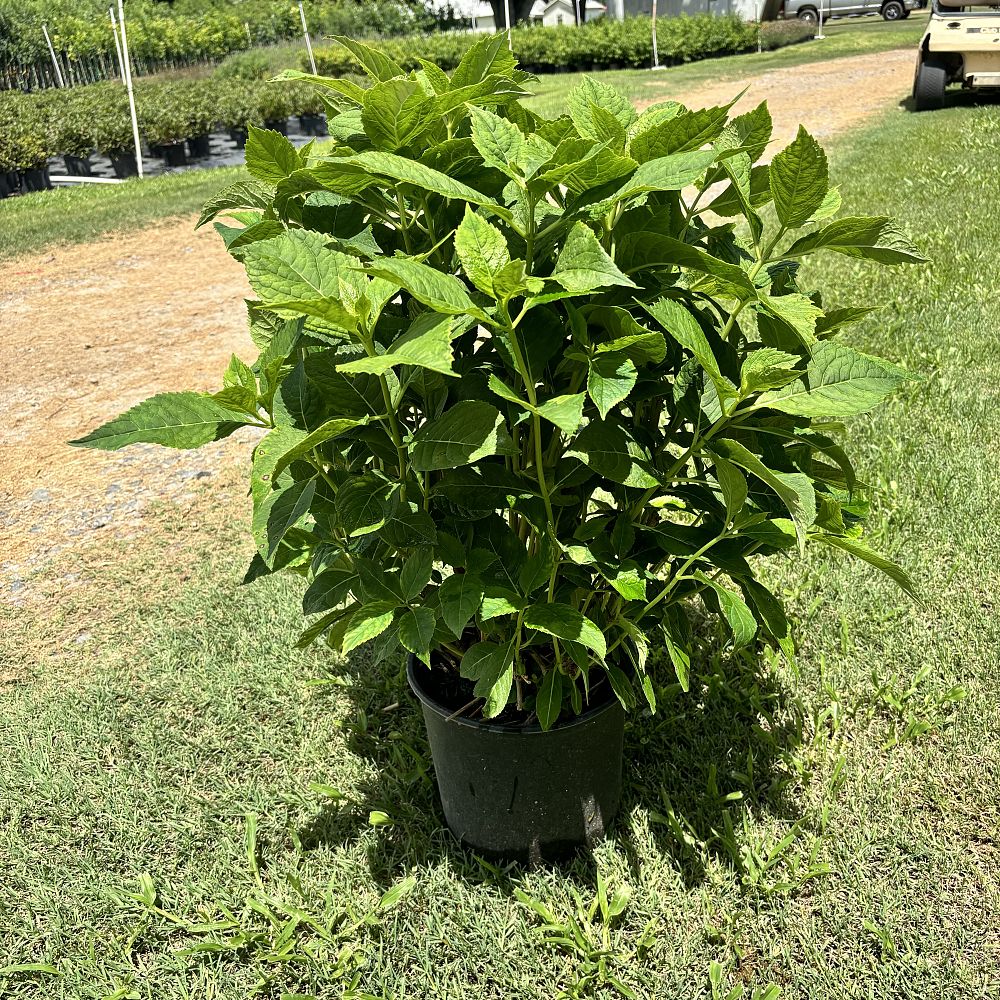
[
  {"x1": 769, "y1": 126, "x2": 829, "y2": 228},
  {"x1": 535, "y1": 669, "x2": 563, "y2": 731},
  {"x1": 628, "y1": 102, "x2": 733, "y2": 162},
  {"x1": 760, "y1": 342, "x2": 917, "y2": 417},
  {"x1": 814, "y1": 534, "x2": 917, "y2": 599},
  {"x1": 398, "y1": 606, "x2": 436, "y2": 662},
  {"x1": 361, "y1": 78, "x2": 436, "y2": 151},
  {"x1": 642, "y1": 298, "x2": 731, "y2": 394},
  {"x1": 365, "y1": 256, "x2": 487, "y2": 321},
  {"x1": 588, "y1": 352, "x2": 637, "y2": 419},
  {"x1": 245, "y1": 125, "x2": 301, "y2": 184},
  {"x1": 70, "y1": 393, "x2": 249, "y2": 451},
  {"x1": 438, "y1": 573, "x2": 485, "y2": 637},
  {"x1": 400, "y1": 549, "x2": 433, "y2": 601},
  {"x1": 254, "y1": 478, "x2": 316, "y2": 560},
  {"x1": 337, "y1": 313, "x2": 468, "y2": 377},
  {"x1": 710, "y1": 439, "x2": 816, "y2": 553},
  {"x1": 536, "y1": 393, "x2": 586, "y2": 435},
  {"x1": 461, "y1": 640, "x2": 515, "y2": 717},
  {"x1": 332, "y1": 35, "x2": 404, "y2": 81},
  {"x1": 523, "y1": 603, "x2": 607, "y2": 658},
  {"x1": 552, "y1": 222, "x2": 637, "y2": 294},
  {"x1": 714, "y1": 456, "x2": 747, "y2": 522},
  {"x1": 762, "y1": 293, "x2": 822, "y2": 346},
  {"x1": 695, "y1": 572, "x2": 758, "y2": 647},
  {"x1": 605, "y1": 149, "x2": 717, "y2": 205},
  {"x1": 740, "y1": 347, "x2": 802, "y2": 395},
  {"x1": 411, "y1": 400, "x2": 509, "y2": 472},
  {"x1": 467, "y1": 104, "x2": 525, "y2": 177},
  {"x1": 336, "y1": 473, "x2": 396, "y2": 536},
  {"x1": 196, "y1": 179, "x2": 274, "y2": 228},
  {"x1": 455, "y1": 207, "x2": 511, "y2": 297},
  {"x1": 451, "y1": 33, "x2": 517, "y2": 88},
  {"x1": 343, "y1": 602, "x2": 398, "y2": 654},
  {"x1": 565, "y1": 421, "x2": 658, "y2": 489},
  {"x1": 785, "y1": 216, "x2": 928, "y2": 265}
]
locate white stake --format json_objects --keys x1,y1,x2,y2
[
  {"x1": 503, "y1": 0, "x2": 513, "y2": 49},
  {"x1": 116, "y1": 0, "x2": 144, "y2": 179},
  {"x1": 575, "y1": 0, "x2": 581, "y2": 26},
  {"x1": 245, "y1": 21, "x2": 253, "y2": 46},
  {"x1": 651, "y1": 0, "x2": 660, "y2": 69},
  {"x1": 756, "y1": 0, "x2": 762, "y2": 53},
  {"x1": 109, "y1": 8, "x2": 124, "y2": 80},
  {"x1": 817, "y1": 0, "x2": 825, "y2": 39},
  {"x1": 42, "y1": 24, "x2": 65, "y2": 88},
  {"x1": 298, "y1": 3, "x2": 317, "y2": 75}
]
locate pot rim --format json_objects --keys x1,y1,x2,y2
[{"x1": 406, "y1": 653, "x2": 622, "y2": 737}]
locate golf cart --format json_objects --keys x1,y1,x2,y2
[{"x1": 914, "y1": 0, "x2": 1000, "y2": 109}]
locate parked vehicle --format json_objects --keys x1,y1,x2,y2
[
  {"x1": 784, "y1": 0, "x2": 921, "y2": 22},
  {"x1": 914, "y1": 0, "x2": 1000, "y2": 109}
]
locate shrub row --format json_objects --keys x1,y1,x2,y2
[
  {"x1": 0, "y1": 0, "x2": 433, "y2": 77},
  {"x1": 311, "y1": 16, "x2": 814, "y2": 76},
  {"x1": 0, "y1": 78, "x2": 327, "y2": 172}
]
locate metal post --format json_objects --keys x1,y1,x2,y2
[
  {"x1": 651, "y1": 0, "x2": 660, "y2": 69},
  {"x1": 116, "y1": 0, "x2": 144, "y2": 179},
  {"x1": 109, "y1": 8, "x2": 124, "y2": 80},
  {"x1": 298, "y1": 3, "x2": 317, "y2": 75},
  {"x1": 42, "y1": 25, "x2": 65, "y2": 88},
  {"x1": 575, "y1": 0, "x2": 582, "y2": 25}
]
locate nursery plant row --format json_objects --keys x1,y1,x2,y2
[
  {"x1": 309, "y1": 15, "x2": 816, "y2": 77},
  {"x1": 0, "y1": 78, "x2": 327, "y2": 192}
]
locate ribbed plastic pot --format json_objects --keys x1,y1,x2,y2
[
  {"x1": 20, "y1": 167, "x2": 52, "y2": 192},
  {"x1": 109, "y1": 152, "x2": 138, "y2": 179},
  {"x1": 228, "y1": 127, "x2": 248, "y2": 148},
  {"x1": 407, "y1": 655, "x2": 625, "y2": 862},
  {"x1": 162, "y1": 142, "x2": 187, "y2": 167},
  {"x1": 63, "y1": 155, "x2": 92, "y2": 176},
  {"x1": 264, "y1": 117, "x2": 289, "y2": 136}
]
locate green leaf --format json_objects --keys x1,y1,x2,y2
[
  {"x1": 269, "y1": 418, "x2": 367, "y2": 479},
  {"x1": 605, "y1": 564, "x2": 646, "y2": 601},
  {"x1": 569, "y1": 78, "x2": 637, "y2": 141},
  {"x1": 588, "y1": 352, "x2": 637, "y2": 420},
  {"x1": 410, "y1": 400, "x2": 509, "y2": 472},
  {"x1": 332, "y1": 35, "x2": 404, "y2": 81},
  {"x1": 337, "y1": 313, "x2": 468, "y2": 377},
  {"x1": 713, "y1": 456, "x2": 747, "y2": 522},
  {"x1": 361, "y1": 78, "x2": 436, "y2": 151},
  {"x1": 642, "y1": 298, "x2": 731, "y2": 394},
  {"x1": 454, "y1": 206, "x2": 511, "y2": 297},
  {"x1": 535, "y1": 669, "x2": 563, "y2": 731},
  {"x1": 400, "y1": 549, "x2": 433, "y2": 601},
  {"x1": 378, "y1": 874, "x2": 417, "y2": 910},
  {"x1": 606, "y1": 149, "x2": 716, "y2": 204},
  {"x1": 336, "y1": 473, "x2": 396, "y2": 536},
  {"x1": 620, "y1": 233, "x2": 756, "y2": 299},
  {"x1": 552, "y1": 222, "x2": 637, "y2": 294},
  {"x1": 196, "y1": 179, "x2": 274, "y2": 229},
  {"x1": 739, "y1": 347, "x2": 801, "y2": 395},
  {"x1": 785, "y1": 216, "x2": 928, "y2": 265},
  {"x1": 461, "y1": 640, "x2": 515, "y2": 718},
  {"x1": 694, "y1": 572, "x2": 758, "y2": 647},
  {"x1": 523, "y1": 604, "x2": 607, "y2": 659},
  {"x1": 254, "y1": 478, "x2": 316, "y2": 560},
  {"x1": 451, "y1": 33, "x2": 517, "y2": 88},
  {"x1": 814, "y1": 534, "x2": 917, "y2": 600},
  {"x1": 438, "y1": 573, "x2": 485, "y2": 637},
  {"x1": 762, "y1": 293, "x2": 822, "y2": 346},
  {"x1": 364, "y1": 256, "x2": 487, "y2": 321},
  {"x1": 303, "y1": 568, "x2": 357, "y2": 615},
  {"x1": 565, "y1": 421, "x2": 658, "y2": 489},
  {"x1": 769, "y1": 126, "x2": 829, "y2": 228},
  {"x1": 70, "y1": 393, "x2": 249, "y2": 451},
  {"x1": 710, "y1": 439, "x2": 816, "y2": 553},
  {"x1": 467, "y1": 104, "x2": 525, "y2": 177},
  {"x1": 244, "y1": 125, "x2": 301, "y2": 184},
  {"x1": 398, "y1": 606, "x2": 436, "y2": 663},
  {"x1": 536, "y1": 393, "x2": 586, "y2": 435},
  {"x1": 343, "y1": 602, "x2": 398, "y2": 654},
  {"x1": 628, "y1": 102, "x2": 732, "y2": 162},
  {"x1": 760, "y1": 342, "x2": 917, "y2": 417}
]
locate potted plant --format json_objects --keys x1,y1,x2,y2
[
  {"x1": 255, "y1": 81, "x2": 294, "y2": 135},
  {"x1": 7, "y1": 114, "x2": 53, "y2": 192},
  {"x1": 140, "y1": 84, "x2": 190, "y2": 167},
  {"x1": 72, "y1": 36, "x2": 924, "y2": 861},
  {"x1": 91, "y1": 87, "x2": 139, "y2": 178}
]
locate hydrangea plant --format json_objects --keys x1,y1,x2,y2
[{"x1": 73, "y1": 36, "x2": 924, "y2": 729}]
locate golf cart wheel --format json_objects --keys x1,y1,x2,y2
[
  {"x1": 914, "y1": 56, "x2": 947, "y2": 111},
  {"x1": 797, "y1": 6, "x2": 818, "y2": 22},
  {"x1": 882, "y1": 0, "x2": 905, "y2": 18}
]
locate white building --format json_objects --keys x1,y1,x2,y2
[{"x1": 444, "y1": 0, "x2": 608, "y2": 29}]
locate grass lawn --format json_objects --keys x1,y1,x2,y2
[
  {"x1": 3, "y1": 92, "x2": 999, "y2": 996},
  {"x1": 0, "y1": 12, "x2": 927, "y2": 262}
]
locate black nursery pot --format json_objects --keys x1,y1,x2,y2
[
  {"x1": 298, "y1": 113, "x2": 327, "y2": 136},
  {"x1": 187, "y1": 133, "x2": 212, "y2": 158},
  {"x1": 264, "y1": 117, "x2": 289, "y2": 136},
  {"x1": 406, "y1": 655, "x2": 625, "y2": 862},
  {"x1": 0, "y1": 172, "x2": 11, "y2": 198},
  {"x1": 109, "y1": 151, "x2": 138, "y2": 179},
  {"x1": 161, "y1": 141, "x2": 188, "y2": 167},
  {"x1": 20, "y1": 167, "x2": 52, "y2": 192},
  {"x1": 228, "y1": 127, "x2": 248, "y2": 148},
  {"x1": 63, "y1": 154, "x2": 93, "y2": 176}
]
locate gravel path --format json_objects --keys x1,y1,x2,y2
[{"x1": 0, "y1": 47, "x2": 917, "y2": 601}]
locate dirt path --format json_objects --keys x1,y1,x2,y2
[{"x1": 0, "y1": 47, "x2": 916, "y2": 599}]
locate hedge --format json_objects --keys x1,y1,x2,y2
[{"x1": 310, "y1": 16, "x2": 815, "y2": 76}]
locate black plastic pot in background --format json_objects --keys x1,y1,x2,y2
[
  {"x1": 407, "y1": 655, "x2": 625, "y2": 862},
  {"x1": 109, "y1": 151, "x2": 138, "y2": 179},
  {"x1": 228, "y1": 127, "x2": 248, "y2": 148},
  {"x1": 298, "y1": 113, "x2": 327, "y2": 136},
  {"x1": 0, "y1": 172, "x2": 12, "y2": 198},
  {"x1": 20, "y1": 167, "x2": 52, "y2": 192},
  {"x1": 264, "y1": 117, "x2": 288, "y2": 136},
  {"x1": 161, "y1": 141, "x2": 188, "y2": 167},
  {"x1": 63, "y1": 154, "x2": 93, "y2": 176},
  {"x1": 187, "y1": 133, "x2": 212, "y2": 158}
]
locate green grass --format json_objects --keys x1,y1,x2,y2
[
  {"x1": 0, "y1": 13, "x2": 926, "y2": 262},
  {"x1": 2, "y1": 98, "x2": 999, "y2": 997}
]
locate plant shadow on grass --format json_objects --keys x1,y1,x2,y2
[{"x1": 297, "y1": 644, "x2": 806, "y2": 891}]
